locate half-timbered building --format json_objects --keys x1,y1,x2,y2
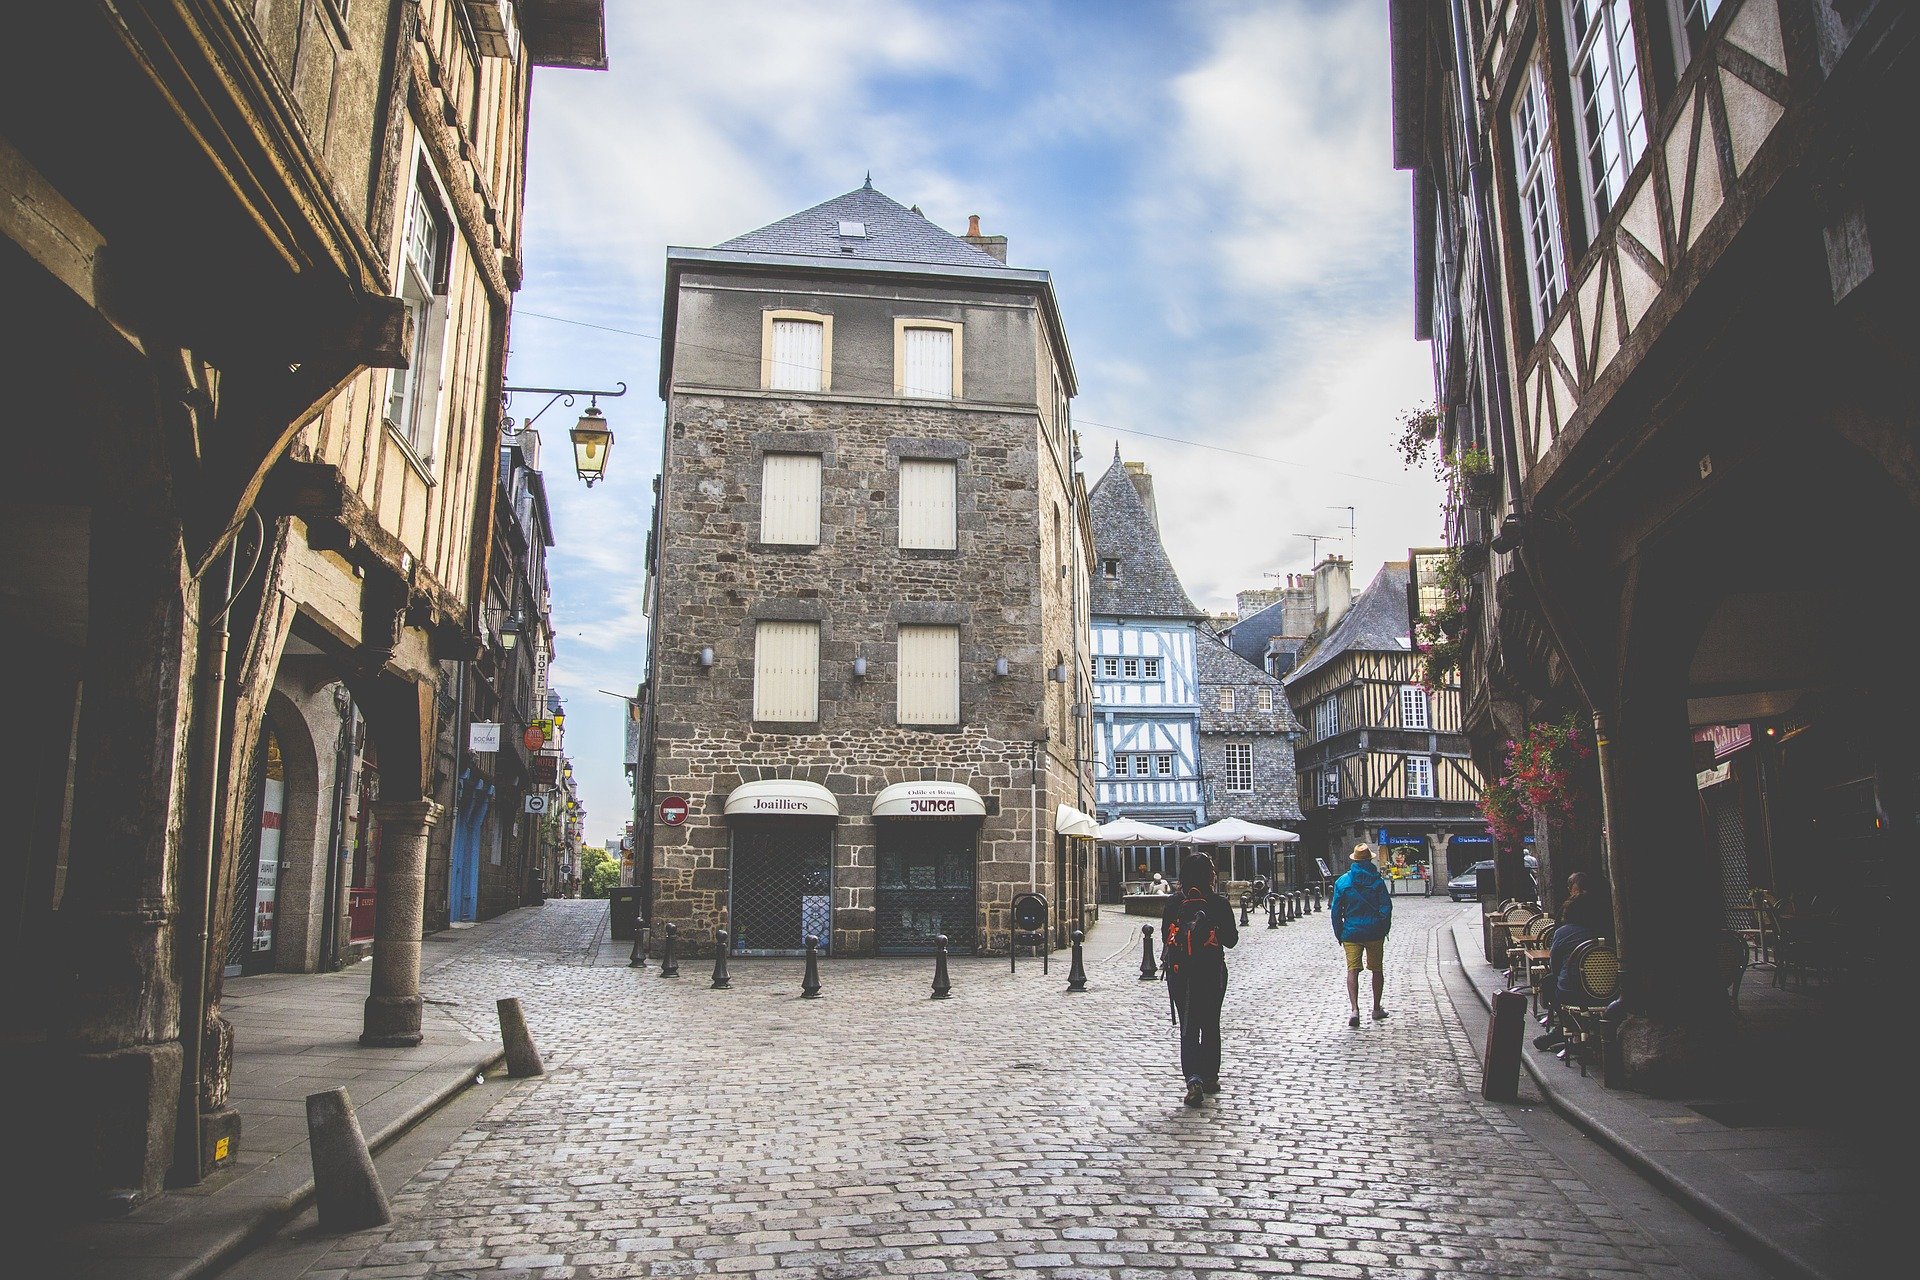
[
  {"x1": 1286, "y1": 561, "x2": 1483, "y2": 884},
  {"x1": 1390, "y1": 0, "x2": 1915, "y2": 1090},
  {"x1": 1088, "y1": 454, "x2": 1208, "y2": 894}
]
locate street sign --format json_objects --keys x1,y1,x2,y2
[
  {"x1": 531, "y1": 754, "x2": 558, "y2": 784},
  {"x1": 525, "y1": 794, "x2": 549, "y2": 814},
  {"x1": 523, "y1": 724, "x2": 546, "y2": 751},
  {"x1": 659, "y1": 795, "x2": 689, "y2": 826},
  {"x1": 468, "y1": 722, "x2": 501, "y2": 752}
]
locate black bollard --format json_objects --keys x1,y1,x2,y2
[
  {"x1": 628, "y1": 923, "x2": 647, "y2": 968},
  {"x1": 1267, "y1": 891, "x2": 1279, "y2": 929},
  {"x1": 1293, "y1": 891, "x2": 1305, "y2": 920},
  {"x1": 801, "y1": 935, "x2": 822, "y2": 998},
  {"x1": 711, "y1": 929, "x2": 731, "y2": 989},
  {"x1": 1067, "y1": 929, "x2": 1088, "y2": 993},
  {"x1": 1138, "y1": 923, "x2": 1158, "y2": 981},
  {"x1": 931, "y1": 934, "x2": 951, "y2": 999},
  {"x1": 1239, "y1": 894, "x2": 1251, "y2": 927},
  {"x1": 659, "y1": 922, "x2": 680, "y2": 977}
]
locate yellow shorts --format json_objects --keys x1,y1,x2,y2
[{"x1": 1342, "y1": 940, "x2": 1384, "y2": 973}]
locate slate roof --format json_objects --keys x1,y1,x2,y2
[
  {"x1": 714, "y1": 181, "x2": 1011, "y2": 270},
  {"x1": 1088, "y1": 453, "x2": 1205, "y2": 620},
  {"x1": 1196, "y1": 627, "x2": 1299, "y2": 735},
  {"x1": 1283, "y1": 562, "x2": 1413, "y2": 687},
  {"x1": 1226, "y1": 596, "x2": 1288, "y2": 669}
]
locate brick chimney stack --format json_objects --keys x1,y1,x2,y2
[{"x1": 963, "y1": 213, "x2": 1008, "y2": 262}]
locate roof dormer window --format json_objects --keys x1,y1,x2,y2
[
  {"x1": 1101, "y1": 558, "x2": 1120, "y2": 581},
  {"x1": 838, "y1": 221, "x2": 867, "y2": 238}
]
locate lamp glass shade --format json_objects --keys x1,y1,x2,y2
[
  {"x1": 499, "y1": 615, "x2": 521, "y2": 651},
  {"x1": 571, "y1": 406, "x2": 613, "y2": 485}
]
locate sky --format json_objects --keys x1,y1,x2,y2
[{"x1": 505, "y1": 0, "x2": 1446, "y2": 847}]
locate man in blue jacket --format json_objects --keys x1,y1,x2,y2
[{"x1": 1331, "y1": 843, "x2": 1392, "y2": 1028}]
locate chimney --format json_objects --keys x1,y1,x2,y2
[
  {"x1": 1122, "y1": 460, "x2": 1159, "y2": 533},
  {"x1": 1314, "y1": 556, "x2": 1353, "y2": 633},
  {"x1": 1236, "y1": 587, "x2": 1283, "y2": 619},
  {"x1": 963, "y1": 213, "x2": 1008, "y2": 263},
  {"x1": 1281, "y1": 579, "x2": 1316, "y2": 639}
]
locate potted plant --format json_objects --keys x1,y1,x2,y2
[
  {"x1": 1396, "y1": 405, "x2": 1443, "y2": 470},
  {"x1": 1449, "y1": 445, "x2": 1498, "y2": 508}
]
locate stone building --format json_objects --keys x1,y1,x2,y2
[
  {"x1": 1284, "y1": 560, "x2": 1483, "y2": 885},
  {"x1": 1390, "y1": 0, "x2": 1915, "y2": 1088},
  {"x1": 639, "y1": 182, "x2": 1096, "y2": 957},
  {"x1": 1195, "y1": 627, "x2": 1305, "y2": 885},
  {"x1": 1, "y1": 1, "x2": 603, "y2": 1208}
]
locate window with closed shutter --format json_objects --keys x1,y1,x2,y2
[
  {"x1": 897, "y1": 459, "x2": 957, "y2": 550},
  {"x1": 897, "y1": 625, "x2": 960, "y2": 725},
  {"x1": 760, "y1": 453, "x2": 821, "y2": 545},
  {"x1": 901, "y1": 327, "x2": 954, "y2": 398},
  {"x1": 753, "y1": 622, "x2": 819, "y2": 722},
  {"x1": 768, "y1": 318, "x2": 825, "y2": 392},
  {"x1": 1400, "y1": 685, "x2": 1430, "y2": 730}
]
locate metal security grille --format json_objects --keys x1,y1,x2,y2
[
  {"x1": 876, "y1": 822, "x2": 977, "y2": 954},
  {"x1": 730, "y1": 823, "x2": 832, "y2": 956},
  {"x1": 1703, "y1": 783, "x2": 1752, "y2": 930},
  {"x1": 224, "y1": 747, "x2": 267, "y2": 976}
]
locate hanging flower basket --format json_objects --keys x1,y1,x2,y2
[
  {"x1": 1464, "y1": 471, "x2": 1500, "y2": 507},
  {"x1": 1480, "y1": 714, "x2": 1592, "y2": 847},
  {"x1": 1457, "y1": 541, "x2": 1489, "y2": 574}
]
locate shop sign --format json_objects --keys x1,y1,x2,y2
[
  {"x1": 523, "y1": 724, "x2": 547, "y2": 751},
  {"x1": 659, "y1": 795, "x2": 690, "y2": 825},
  {"x1": 872, "y1": 781, "x2": 987, "y2": 818},
  {"x1": 1706, "y1": 723, "x2": 1751, "y2": 760},
  {"x1": 1696, "y1": 762, "x2": 1732, "y2": 790},
  {"x1": 531, "y1": 753, "x2": 558, "y2": 784},
  {"x1": 469, "y1": 722, "x2": 501, "y2": 752}
]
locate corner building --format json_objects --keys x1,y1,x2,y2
[{"x1": 642, "y1": 184, "x2": 1096, "y2": 957}]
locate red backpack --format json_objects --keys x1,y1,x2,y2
[{"x1": 1163, "y1": 889, "x2": 1224, "y2": 983}]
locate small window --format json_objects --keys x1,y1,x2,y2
[
  {"x1": 1314, "y1": 699, "x2": 1338, "y2": 740},
  {"x1": 388, "y1": 171, "x2": 452, "y2": 463},
  {"x1": 1400, "y1": 685, "x2": 1430, "y2": 731},
  {"x1": 1405, "y1": 756, "x2": 1435, "y2": 799},
  {"x1": 754, "y1": 622, "x2": 820, "y2": 723},
  {"x1": 1098, "y1": 656, "x2": 1121, "y2": 679},
  {"x1": 1102, "y1": 558, "x2": 1121, "y2": 580},
  {"x1": 838, "y1": 220, "x2": 867, "y2": 237},
  {"x1": 1673, "y1": 0, "x2": 1723, "y2": 68},
  {"x1": 898, "y1": 323, "x2": 958, "y2": 399},
  {"x1": 1142, "y1": 657, "x2": 1161, "y2": 679},
  {"x1": 1224, "y1": 743, "x2": 1253, "y2": 793},
  {"x1": 1217, "y1": 688, "x2": 1236, "y2": 714},
  {"x1": 763, "y1": 311, "x2": 832, "y2": 392},
  {"x1": 898, "y1": 625, "x2": 960, "y2": 725},
  {"x1": 1512, "y1": 59, "x2": 1567, "y2": 334},
  {"x1": 1123, "y1": 657, "x2": 1140, "y2": 679},
  {"x1": 1156, "y1": 754, "x2": 1174, "y2": 778},
  {"x1": 1258, "y1": 688, "x2": 1276, "y2": 712},
  {"x1": 898, "y1": 458, "x2": 957, "y2": 550},
  {"x1": 760, "y1": 453, "x2": 821, "y2": 545}
]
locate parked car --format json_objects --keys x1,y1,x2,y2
[{"x1": 1447, "y1": 856, "x2": 1538, "y2": 902}]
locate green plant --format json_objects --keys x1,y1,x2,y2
[
  {"x1": 1450, "y1": 445, "x2": 1492, "y2": 476},
  {"x1": 1413, "y1": 547, "x2": 1471, "y2": 687},
  {"x1": 579, "y1": 845, "x2": 619, "y2": 898},
  {"x1": 1395, "y1": 405, "x2": 1443, "y2": 470}
]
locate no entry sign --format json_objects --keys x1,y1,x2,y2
[{"x1": 659, "y1": 795, "x2": 690, "y2": 826}]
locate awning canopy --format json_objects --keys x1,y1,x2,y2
[
  {"x1": 1094, "y1": 817, "x2": 1193, "y2": 845},
  {"x1": 1055, "y1": 804, "x2": 1099, "y2": 838},
  {"x1": 1186, "y1": 817, "x2": 1300, "y2": 844},
  {"x1": 872, "y1": 781, "x2": 986, "y2": 818},
  {"x1": 724, "y1": 779, "x2": 840, "y2": 818}
]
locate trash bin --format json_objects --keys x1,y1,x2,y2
[{"x1": 608, "y1": 887, "x2": 640, "y2": 941}]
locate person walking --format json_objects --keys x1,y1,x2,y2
[
  {"x1": 1161, "y1": 852, "x2": 1239, "y2": 1107},
  {"x1": 1331, "y1": 842, "x2": 1392, "y2": 1028}
]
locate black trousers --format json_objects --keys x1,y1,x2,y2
[{"x1": 1172, "y1": 976, "x2": 1226, "y2": 1083}]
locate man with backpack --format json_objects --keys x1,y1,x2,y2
[
  {"x1": 1331, "y1": 843, "x2": 1392, "y2": 1028},
  {"x1": 1161, "y1": 851, "x2": 1239, "y2": 1107}
]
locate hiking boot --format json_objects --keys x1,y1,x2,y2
[{"x1": 1183, "y1": 1079, "x2": 1205, "y2": 1108}]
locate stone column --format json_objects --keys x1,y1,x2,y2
[{"x1": 360, "y1": 799, "x2": 442, "y2": 1046}]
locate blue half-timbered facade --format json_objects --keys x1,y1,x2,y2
[{"x1": 1088, "y1": 454, "x2": 1209, "y2": 897}]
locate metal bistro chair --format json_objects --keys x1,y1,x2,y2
[
  {"x1": 1504, "y1": 910, "x2": 1552, "y2": 992},
  {"x1": 1556, "y1": 938, "x2": 1621, "y2": 1077}
]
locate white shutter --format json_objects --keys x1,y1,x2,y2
[
  {"x1": 769, "y1": 319, "x2": 824, "y2": 392},
  {"x1": 897, "y1": 459, "x2": 956, "y2": 550},
  {"x1": 760, "y1": 453, "x2": 821, "y2": 545},
  {"x1": 902, "y1": 327, "x2": 953, "y2": 398},
  {"x1": 1400, "y1": 685, "x2": 1429, "y2": 730},
  {"x1": 754, "y1": 622, "x2": 819, "y2": 722},
  {"x1": 897, "y1": 625, "x2": 960, "y2": 725}
]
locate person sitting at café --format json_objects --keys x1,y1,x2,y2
[
  {"x1": 1146, "y1": 870, "x2": 1172, "y2": 895},
  {"x1": 1537, "y1": 874, "x2": 1611, "y2": 1049}
]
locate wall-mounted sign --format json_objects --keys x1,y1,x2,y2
[
  {"x1": 871, "y1": 781, "x2": 987, "y2": 818},
  {"x1": 525, "y1": 794, "x2": 549, "y2": 814},
  {"x1": 523, "y1": 724, "x2": 546, "y2": 751},
  {"x1": 1696, "y1": 762, "x2": 1733, "y2": 790},
  {"x1": 659, "y1": 795, "x2": 690, "y2": 826},
  {"x1": 469, "y1": 722, "x2": 501, "y2": 752},
  {"x1": 531, "y1": 754, "x2": 558, "y2": 784}
]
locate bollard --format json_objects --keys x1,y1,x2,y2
[
  {"x1": 306, "y1": 1087, "x2": 391, "y2": 1232},
  {"x1": 931, "y1": 934, "x2": 952, "y2": 999},
  {"x1": 1066, "y1": 929, "x2": 1088, "y2": 993},
  {"x1": 659, "y1": 922, "x2": 680, "y2": 977},
  {"x1": 1267, "y1": 891, "x2": 1279, "y2": 929},
  {"x1": 1292, "y1": 891, "x2": 1303, "y2": 921},
  {"x1": 711, "y1": 929, "x2": 731, "y2": 989},
  {"x1": 628, "y1": 923, "x2": 647, "y2": 968},
  {"x1": 801, "y1": 935, "x2": 822, "y2": 998},
  {"x1": 495, "y1": 998, "x2": 544, "y2": 1078},
  {"x1": 1138, "y1": 923, "x2": 1158, "y2": 980},
  {"x1": 1239, "y1": 894, "x2": 1251, "y2": 927}
]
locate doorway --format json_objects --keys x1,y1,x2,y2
[
  {"x1": 729, "y1": 821, "x2": 832, "y2": 956},
  {"x1": 875, "y1": 819, "x2": 978, "y2": 954}
]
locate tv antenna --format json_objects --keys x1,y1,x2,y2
[
  {"x1": 1295, "y1": 532, "x2": 1339, "y2": 564},
  {"x1": 1327, "y1": 506, "x2": 1357, "y2": 546}
]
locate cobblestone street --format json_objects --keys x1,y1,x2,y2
[{"x1": 260, "y1": 899, "x2": 1756, "y2": 1279}]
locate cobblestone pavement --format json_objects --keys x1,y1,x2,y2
[{"x1": 284, "y1": 898, "x2": 1741, "y2": 1279}]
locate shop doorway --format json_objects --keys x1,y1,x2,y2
[
  {"x1": 875, "y1": 820, "x2": 978, "y2": 954},
  {"x1": 729, "y1": 822, "x2": 832, "y2": 956},
  {"x1": 225, "y1": 724, "x2": 285, "y2": 976}
]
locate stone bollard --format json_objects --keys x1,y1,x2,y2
[
  {"x1": 1067, "y1": 929, "x2": 1088, "y2": 993},
  {"x1": 1239, "y1": 894, "x2": 1251, "y2": 927},
  {"x1": 931, "y1": 934, "x2": 952, "y2": 999},
  {"x1": 306, "y1": 1087, "x2": 391, "y2": 1232},
  {"x1": 1267, "y1": 892, "x2": 1280, "y2": 929},
  {"x1": 628, "y1": 923, "x2": 647, "y2": 968},
  {"x1": 495, "y1": 998, "x2": 544, "y2": 1078},
  {"x1": 659, "y1": 922, "x2": 680, "y2": 977},
  {"x1": 1138, "y1": 923, "x2": 1158, "y2": 981},
  {"x1": 801, "y1": 935, "x2": 822, "y2": 998},
  {"x1": 711, "y1": 929, "x2": 731, "y2": 989}
]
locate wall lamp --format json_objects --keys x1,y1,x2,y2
[
  {"x1": 502, "y1": 382, "x2": 628, "y2": 487},
  {"x1": 1048, "y1": 661, "x2": 1069, "y2": 683},
  {"x1": 853, "y1": 656, "x2": 868, "y2": 677},
  {"x1": 1489, "y1": 512, "x2": 1529, "y2": 554},
  {"x1": 698, "y1": 646, "x2": 715, "y2": 668},
  {"x1": 498, "y1": 613, "x2": 522, "y2": 652}
]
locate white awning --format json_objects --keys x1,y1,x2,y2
[
  {"x1": 871, "y1": 781, "x2": 986, "y2": 818},
  {"x1": 723, "y1": 779, "x2": 840, "y2": 818},
  {"x1": 1055, "y1": 804, "x2": 1099, "y2": 838},
  {"x1": 1186, "y1": 817, "x2": 1300, "y2": 844}
]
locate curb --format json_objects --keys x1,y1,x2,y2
[{"x1": 1443, "y1": 920, "x2": 1828, "y2": 1280}]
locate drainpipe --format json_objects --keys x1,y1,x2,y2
[{"x1": 318, "y1": 688, "x2": 355, "y2": 970}]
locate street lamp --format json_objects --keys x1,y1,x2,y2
[
  {"x1": 501, "y1": 382, "x2": 627, "y2": 487},
  {"x1": 499, "y1": 613, "x2": 522, "y2": 652}
]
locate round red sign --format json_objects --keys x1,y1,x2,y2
[
  {"x1": 523, "y1": 725, "x2": 546, "y2": 751},
  {"x1": 659, "y1": 795, "x2": 690, "y2": 826}
]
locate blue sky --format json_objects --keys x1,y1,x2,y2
[{"x1": 506, "y1": 1, "x2": 1446, "y2": 846}]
